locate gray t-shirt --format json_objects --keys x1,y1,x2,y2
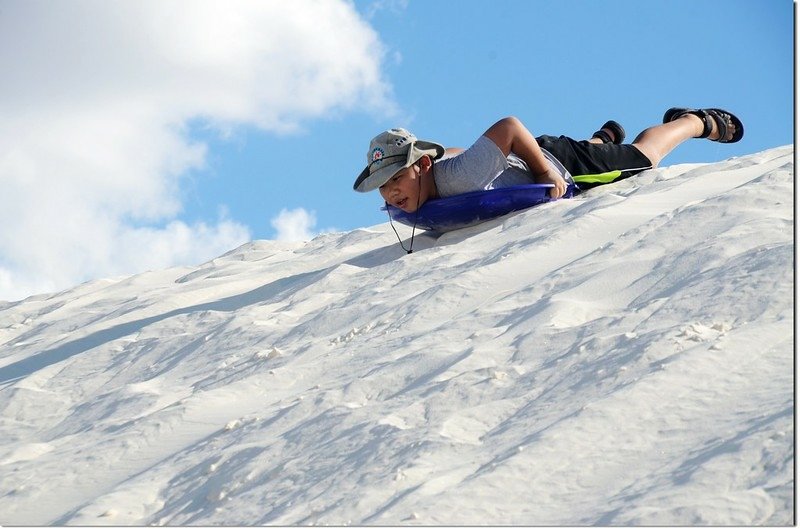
[{"x1": 433, "y1": 135, "x2": 572, "y2": 197}]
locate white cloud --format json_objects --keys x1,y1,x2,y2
[
  {"x1": 364, "y1": 0, "x2": 410, "y2": 19},
  {"x1": 0, "y1": 0, "x2": 395, "y2": 301},
  {"x1": 271, "y1": 208, "x2": 320, "y2": 242}
]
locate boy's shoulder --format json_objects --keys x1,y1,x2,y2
[{"x1": 434, "y1": 136, "x2": 510, "y2": 197}]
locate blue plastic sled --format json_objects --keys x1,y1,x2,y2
[{"x1": 383, "y1": 183, "x2": 576, "y2": 233}]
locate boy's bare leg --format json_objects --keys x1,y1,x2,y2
[{"x1": 632, "y1": 113, "x2": 733, "y2": 166}]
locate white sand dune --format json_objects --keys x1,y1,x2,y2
[{"x1": 0, "y1": 145, "x2": 793, "y2": 525}]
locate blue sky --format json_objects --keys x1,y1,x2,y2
[{"x1": 0, "y1": 0, "x2": 793, "y2": 300}]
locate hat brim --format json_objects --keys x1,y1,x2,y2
[
  {"x1": 353, "y1": 140, "x2": 445, "y2": 193},
  {"x1": 353, "y1": 160, "x2": 407, "y2": 193}
]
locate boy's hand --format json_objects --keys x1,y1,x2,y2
[{"x1": 534, "y1": 168, "x2": 568, "y2": 198}]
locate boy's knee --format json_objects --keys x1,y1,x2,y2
[{"x1": 632, "y1": 144, "x2": 659, "y2": 167}]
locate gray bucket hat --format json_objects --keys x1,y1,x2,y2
[{"x1": 353, "y1": 128, "x2": 445, "y2": 192}]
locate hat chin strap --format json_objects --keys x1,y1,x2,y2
[{"x1": 386, "y1": 164, "x2": 424, "y2": 254}]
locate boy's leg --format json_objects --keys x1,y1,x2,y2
[
  {"x1": 536, "y1": 135, "x2": 653, "y2": 189},
  {"x1": 631, "y1": 111, "x2": 738, "y2": 166},
  {"x1": 537, "y1": 108, "x2": 741, "y2": 190}
]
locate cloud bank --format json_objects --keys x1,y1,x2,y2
[
  {"x1": 0, "y1": 0, "x2": 394, "y2": 301},
  {"x1": 271, "y1": 208, "x2": 321, "y2": 242}
]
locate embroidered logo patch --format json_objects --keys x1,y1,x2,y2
[{"x1": 371, "y1": 147, "x2": 385, "y2": 163}]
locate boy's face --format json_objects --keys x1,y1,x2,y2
[{"x1": 379, "y1": 158, "x2": 435, "y2": 213}]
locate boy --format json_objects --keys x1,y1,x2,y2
[{"x1": 353, "y1": 108, "x2": 743, "y2": 214}]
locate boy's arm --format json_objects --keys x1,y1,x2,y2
[{"x1": 482, "y1": 116, "x2": 567, "y2": 198}]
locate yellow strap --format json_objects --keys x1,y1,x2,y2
[{"x1": 572, "y1": 170, "x2": 622, "y2": 184}]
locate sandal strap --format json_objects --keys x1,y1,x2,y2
[
  {"x1": 602, "y1": 120, "x2": 625, "y2": 144},
  {"x1": 696, "y1": 110, "x2": 713, "y2": 139},
  {"x1": 663, "y1": 107, "x2": 690, "y2": 124},
  {"x1": 705, "y1": 109, "x2": 731, "y2": 143},
  {"x1": 591, "y1": 129, "x2": 613, "y2": 144},
  {"x1": 676, "y1": 109, "x2": 712, "y2": 139}
]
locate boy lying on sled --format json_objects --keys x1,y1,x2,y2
[{"x1": 353, "y1": 108, "x2": 743, "y2": 215}]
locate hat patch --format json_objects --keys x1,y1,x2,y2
[{"x1": 371, "y1": 147, "x2": 385, "y2": 163}]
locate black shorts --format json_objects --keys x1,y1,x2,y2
[{"x1": 536, "y1": 135, "x2": 653, "y2": 190}]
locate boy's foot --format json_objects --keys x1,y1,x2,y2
[
  {"x1": 591, "y1": 120, "x2": 626, "y2": 144},
  {"x1": 663, "y1": 107, "x2": 744, "y2": 143}
]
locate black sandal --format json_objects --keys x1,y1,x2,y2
[
  {"x1": 592, "y1": 120, "x2": 626, "y2": 144},
  {"x1": 662, "y1": 107, "x2": 744, "y2": 143}
]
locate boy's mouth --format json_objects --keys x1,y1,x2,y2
[{"x1": 396, "y1": 197, "x2": 408, "y2": 210}]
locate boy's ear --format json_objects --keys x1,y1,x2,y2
[{"x1": 418, "y1": 154, "x2": 433, "y2": 172}]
